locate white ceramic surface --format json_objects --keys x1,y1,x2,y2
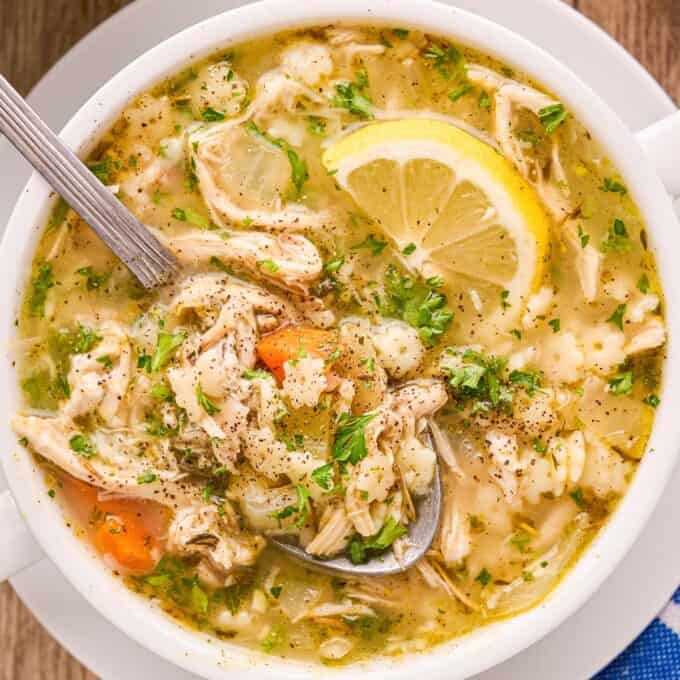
[{"x1": 1, "y1": 1, "x2": 679, "y2": 678}]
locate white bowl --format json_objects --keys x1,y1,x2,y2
[{"x1": 1, "y1": 1, "x2": 679, "y2": 678}]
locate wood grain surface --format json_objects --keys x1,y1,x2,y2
[{"x1": 0, "y1": 1, "x2": 678, "y2": 678}]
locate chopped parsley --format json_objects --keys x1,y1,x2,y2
[
  {"x1": 172, "y1": 207, "x2": 210, "y2": 228},
  {"x1": 607, "y1": 303, "x2": 627, "y2": 330},
  {"x1": 478, "y1": 90, "x2": 491, "y2": 111},
  {"x1": 245, "y1": 121, "x2": 309, "y2": 195},
  {"x1": 97, "y1": 355, "x2": 113, "y2": 370},
  {"x1": 637, "y1": 273, "x2": 650, "y2": 294},
  {"x1": 510, "y1": 529, "x2": 532, "y2": 554},
  {"x1": 352, "y1": 234, "x2": 387, "y2": 255},
  {"x1": 643, "y1": 394, "x2": 660, "y2": 408},
  {"x1": 201, "y1": 107, "x2": 226, "y2": 122},
  {"x1": 393, "y1": 28, "x2": 409, "y2": 40},
  {"x1": 379, "y1": 265, "x2": 454, "y2": 345},
  {"x1": 402, "y1": 242, "x2": 417, "y2": 255},
  {"x1": 152, "y1": 331, "x2": 187, "y2": 371},
  {"x1": 609, "y1": 370, "x2": 634, "y2": 396},
  {"x1": 508, "y1": 369, "x2": 543, "y2": 396},
  {"x1": 332, "y1": 412, "x2": 377, "y2": 465},
  {"x1": 422, "y1": 43, "x2": 463, "y2": 79},
  {"x1": 210, "y1": 256, "x2": 232, "y2": 274},
  {"x1": 151, "y1": 382, "x2": 174, "y2": 401},
  {"x1": 242, "y1": 368, "x2": 271, "y2": 380},
  {"x1": 258, "y1": 259, "x2": 280, "y2": 274},
  {"x1": 136, "y1": 471, "x2": 158, "y2": 485},
  {"x1": 76, "y1": 266, "x2": 110, "y2": 291},
  {"x1": 28, "y1": 263, "x2": 55, "y2": 318},
  {"x1": 538, "y1": 103, "x2": 568, "y2": 134},
  {"x1": 271, "y1": 484, "x2": 311, "y2": 528},
  {"x1": 324, "y1": 255, "x2": 345, "y2": 273},
  {"x1": 548, "y1": 318, "x2": 561, "y2": 333},
  {"x1": 347, "y1": 517, "x2": 407, "y2": 564},
  {"x1": 600, "y1": 178, "x2": 628, "y2": 195},
  {"x1": 196, "y1": 384, "x2": 221, "y2": 415},
  {"x1": 307, "y1": 116, "x2": 327, "y2": 136},
  {"x1": 500, "y1": 289, "x2": 511, "y2": 309},
  {"x1": 71, "y1": 324, "x2": 102, "y2": 354},
  {"x1": 442, "y1": 349, "x2": 512, "y2": 413},
  {"x1": 331, "y1": 73, "x2": 373, "y2": 119},
  {"x1": 87, "y1": 156, "x2": 115, "y2": 184},
  {"x1": 269, "y1": 586, "x2": 282, "y2": 599},
  {"x1": 449, "y1": 84, "x2": 473, "y2": 102},
  {"x1": 577, "y1": 224, "x2": 590, "y2": 248},
  {"x1": 569, "y1": 486, "x2": 586, "y2": 509},
  {"x1": 533, "y1": 437, "x2": 548, "y2": 454},
  {"x1": 475, "y1": 567, "x2": 492, "y2": 586},
  {"x1": 311, "y1": 462, "x2": 334, "y2": 491},
  {"x1": 69, "y1": 434, "x2": 97, "y2": 458},
  {"x1": 600, "y1": 219, "x2": 631, "y2": 253}
]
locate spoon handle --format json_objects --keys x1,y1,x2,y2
[{"x1": 0, "y1": 74, "x2": 177, "y2": 288}]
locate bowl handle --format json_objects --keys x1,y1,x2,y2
[
  {"x1": 636, "y1": 110, "x2": 680, "y2": 198},
  {"x1": 0, "y1": 489, "x2": 44, "y2": 582}
]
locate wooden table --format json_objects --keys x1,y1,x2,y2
[{"x1": 0, "y1": 1, "x2": 678, "y2": 678}]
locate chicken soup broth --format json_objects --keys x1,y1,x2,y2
[{"x1": 14, "y1": 24, "x2": 665, "y2": 664}]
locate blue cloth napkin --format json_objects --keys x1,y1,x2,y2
[{"x1": 595, "y1": 588, "x2": 680, "y2": 678}]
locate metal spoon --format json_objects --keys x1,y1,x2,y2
[
  {"x1": 0, "y1": 74, "x2": 177, "y2": 288},
  {"x1": 270, "y1": 429, "x2": 443, "y2": 576}
]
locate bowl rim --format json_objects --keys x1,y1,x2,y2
[{"x1": 2, "y1": 0, "x2": 679, "y2": 678}]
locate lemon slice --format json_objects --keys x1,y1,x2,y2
[{"x1": 323, "y1": 119, "x2": 550, "y2": 325}]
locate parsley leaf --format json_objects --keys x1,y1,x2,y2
[
  {"x1": 76, "y1": 266, "x2": 110, "y2": 291},
  {"x1": 71, "y1": 325, "x2": 102, "y2": 354},
  {"x1": 272, "y1": 484, "x2": 311, "y2": 528},
  {"x1": 600, "y1": 177, "x2": 628, "y2": 195},
  {"x1": 242, "y1": 368, "x2": 271, "y2": 380},
  {"x1": 137, "y1": 471, "x2": 158, "y2": 485},
  {"x1": 478, "y1": 90, "x2": 491, "y2": 111},
  {"x1": 510, "y1": 529, "x2": 532, "y2": 553},
  {"x1": 196, "y1": 384, "x2": 221, "y2": 415},
  {"x1": 152, "y1": 331, "x2": 187, "y2": 371},
  {"x1": 607, "y1": 304, "x2": 627, "y2": 330},
  {"x1": 475, "y1": 567, "x2": 492, "y2": 586},
  {"x1": 311, "y1": 462, "x2": 334, "y2": 491},
  {"x1": 422, "y1": 43, "x2": 463, "y2": 79},
  {"x1": 307, "y1": 116, "x2": 327, "y2": 136},
  {"x1": 643, "y1": 393, "x2": 660, "y2": 408},
  {"x1": 28, "y1": 263, "x2": 55, "y2": 318},
  {"x1": 637, "y1": 273, "x2": 650, "y2": 294},
  {"x1": 258, "y1": 259, "x2": 280, "y2": 273},
  {"x1": 569, "y1": 486, "x2": 586, "y2": 509},
  {"x1": 352, "y1": 234, "x2": 387, "y2": 255},
  {"x1": 600, "y1": 219, "x2": 631, "y2": 253},
  {"x1": 538, "y1": 103, "x2": 568, "y2": 134},
  {"x1": 379, "y1": 265, "x2": 454, "y2": 345},
  {"x1": 69, "y1": 434, "x2": 97, "y2": 458},
  {"x1": 201, "y1": 107, "x2": 226, "y2": 122},
  {"x1": 577, "y1": 224, "x2": 590, "y2": 248},
  {"x1": 609, "y1": 370, "x2": 634, "y2": 396},
  {"x1": 331, "y1": 79, "x2": 373, "y2": 119},
  {"x1": 449, "y1": 84, "x2": 473, "y2": 102},
  {"x1": 346, "y1": 517, "x2": 407, "y2": 564},
  {"x1": 332, "y1": 413, "x2": 377, "y2": 465},
  {"x1": 548, "y1": 318, "x2": 561, "y2": 333},
  {"x1": 508, "y1": 369, "x2": 542, "y2": 396}
]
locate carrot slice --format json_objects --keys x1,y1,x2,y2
[
  {"x1": 93, "y1": 508, "x2": 157, "y2": 573},
  {"x1": 256, "y1": 326, "x2": 337, "y2": 381}
]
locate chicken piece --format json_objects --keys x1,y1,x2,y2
[
  {"x1": 396, "y1": 435, "x2": 436, "y2": 497},
  {"x1": 428, "y1": 419, "x2": 465, "y2": 478},
  {"x1": 438, "y1": 484, "x2": 472, "y2": 565},
  {"x1": 231, "y1": 478, "x2": 299, "y2": 532},
  {"x1": 467, "y1": 65, "x2": 572, "y2": 221},
  {"x1": 371, "y1": 320, "x2": 424, "y2": 378},
  {"x1": 536, "y1": 331, "x2": 584, "y2": 384},
  {"x1": 292, "y1": 600, "x2": 376, "y2": 624},
  {"x1": 345, "y1": 380, "x2": 447, "y2": 535},
  {"x1": 188, "y1": 116, "x2": 330, "y2": 232},
  {"x1": 626, "y1": 294, "x2": 660, "y2": 323},
  {"x1": 12, "y1": 415, "x2": 193, "y2": 509},
  {"x1": 280, "y1": 41, "x2": 333, "y2": 87},
  {"x1": 162, "y1": 230, "x2": 322, "y2": 295},
  {"x1": 167, "y1": 503, "x2": 265, "y2": 574},
  {"x1": 625, "y1": 317, "x2": 666, "y2": 355},
  {"x1": 282, "y1": 357, "x2": 328, "y2": 409},
  {"x1": 242, "y1": 427, "x2": 317, "y2": 484},
  {"x1": 563, "y1": 219, "x2": 603, "y2": 302},
  {"x1": 306, "y1": 505, "x2": 354, "y2": 557},
  {"x1": 62, "y1": 321, "x2": 132, "y2": 427},
  {"x1": 187, "y1": 62, "x2": 248, "y2": 118},
  {"x1": 485, "y1": 430, "x2": 521, "y2": 506}
]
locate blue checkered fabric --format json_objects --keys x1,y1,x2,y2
[{"x1": 594, "y1": 588, "x2": 680, "y2": 679}]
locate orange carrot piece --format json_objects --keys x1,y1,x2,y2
[
  {"x1": 93, "y1": 508, "x2": 157, "y2": 573},
  {"x1": 256, "y1": 326, "x2": 337, "y2": 381}
]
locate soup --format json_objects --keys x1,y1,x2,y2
[{"x1": 13, "y1": 24, "x2": 665, "y2": 664}]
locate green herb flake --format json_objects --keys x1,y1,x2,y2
[
  {"x1": 449, "y1": 84, "x2": 473, "y2": 102},
  {"x1": 76, "y1": 266, "x2": 110, "y2": 291},
  {"x1": 478, "y1": 91, "x2": 491, "y2": 111},
  {"x1": 637, "y1": 273, "x2": 650, "y2": 294},
  {"x1": 333, "y1": 412, "x2": 377, "y2": 465},
  {"x1": 569, "y1": 486, "x2": 586, "y2": 509},
  {"x1": 346, "y1": 517, "x2": 408, "y2": 564},
  {"x1": 600, "y1": 219, "x2": 631, "y2": 253},
  {"x1": 609, "y1": 370, "x2": 634, "y2": 396},
  {"x1": 600, "y1": 177, "x2": 628, "y2": 195},
  {"x1": 307, "y1": 116, "x2": 327, "y2": 136},
  {"x1": 311, "y1": 462, "x2": 334, "y2": 491},
  {"x1": 533, "y1": 437, "x2": 548, "y2": 454},
  {"x1": 607, "y1": 303, "x2": 627, "y2": 330},
  {"x1": 475, "y1": 567, "x2": 492, "y2": 586},
  {"x1": 28, "y1": 263, "x2": 55, "y2": 318},
  {"x1": 69, "y1": 434, "x2": 97, "y2": 459},
  {"x1": 137, "y1": 471, "x2": 158, "y2": 485},
  {"x1": 351, "y1": 234, "x2": 388, "y2": 255},
  {"x1": 538, "y1": 103, "x2": 568, "y2": 134},
  {"x1": 577, "y1": 224, "x2": 590, "y2": 248},
  {"x1": 331, "y1": 81, "x2": 373, "y2": 119},
  {"x1": 272, "y1": 484, "x2": 311, "y2": 528},
  {"x1": 402, "y1": 242, "x2": 417, "y2": 255},
  {"x1": 152, "y1": 331, "x2": 187, "y2": 371},
  {"x1": 97, "y1": 355, "x2": 113, "y2": 370},
  {"x1": 510, "y1": 529, "x2": 532, "y2": 554},
  {"x1": 643, "y1": 393, "x2": 660, "y2": 408},
  {"x1": 196, "y1": 383, "x2": 221, "y2": 415},
  {"x1": 201, "y1": 107, "x2": 226, "y2": 122},
  {"x1": 548, "y1": 318, "x2": 561, "y2": 333},
  {"x1": 269, "y1": 586, "x2": 282, "y2": 599}
]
